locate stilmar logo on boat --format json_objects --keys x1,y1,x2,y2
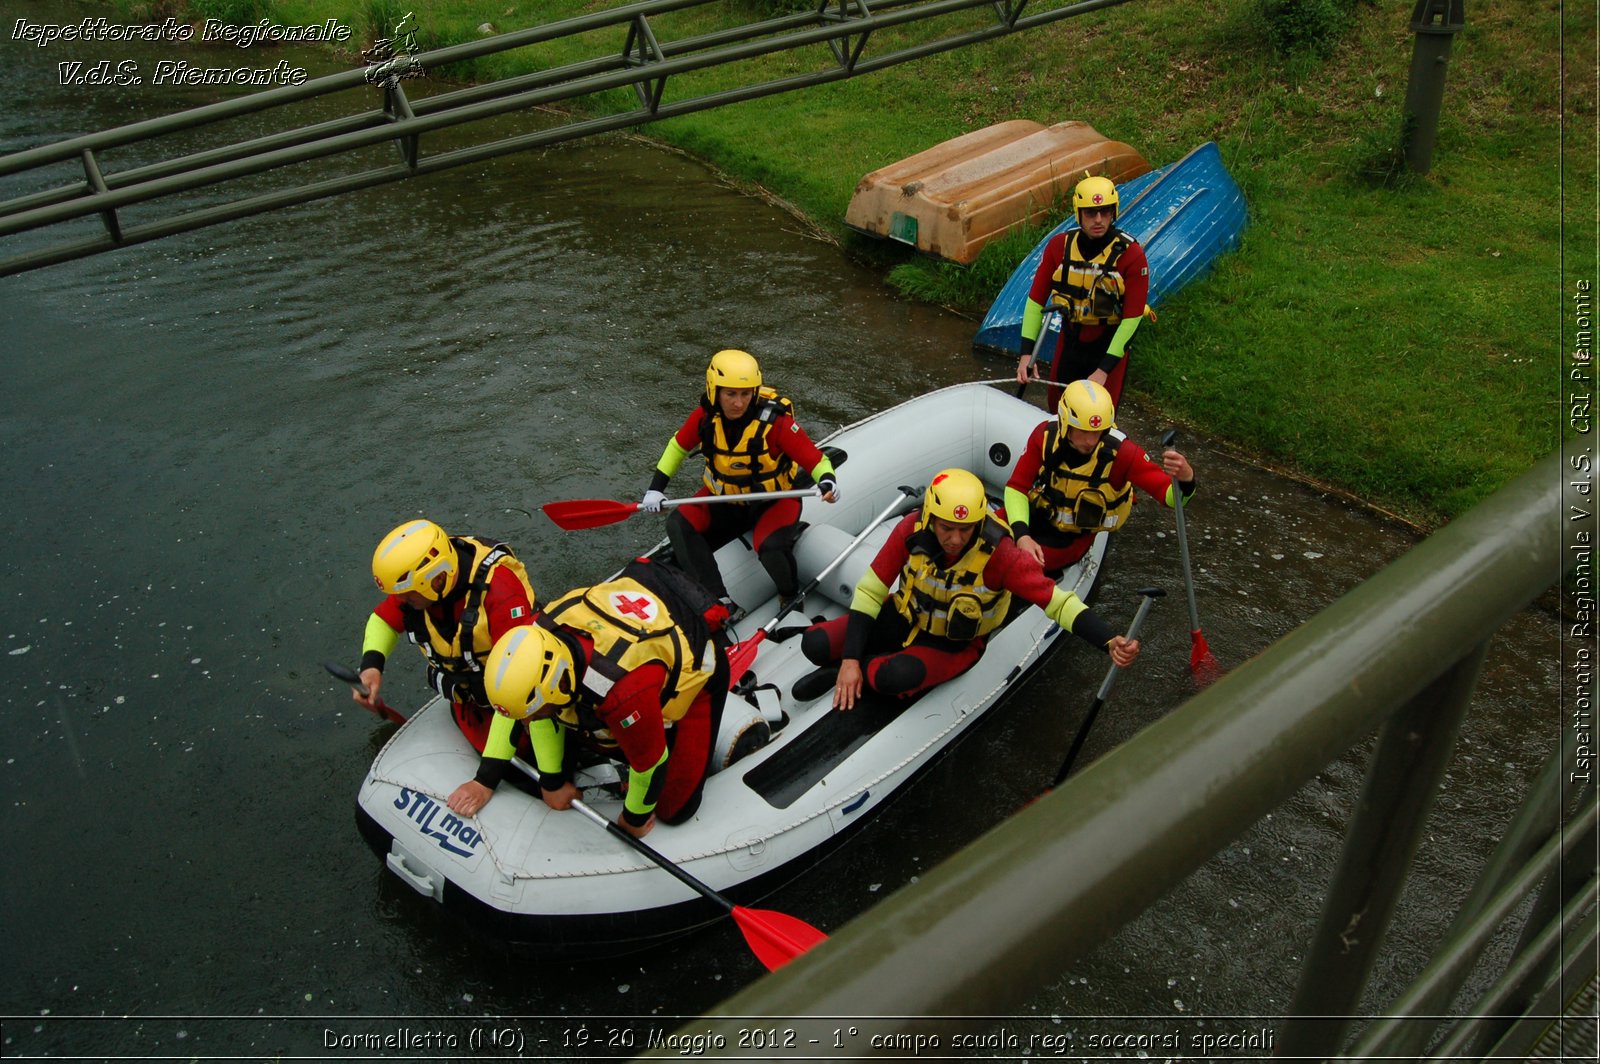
[{"x1": 393, "y1": 788, "x2": 485, "y2": 859}]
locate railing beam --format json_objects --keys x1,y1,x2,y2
[{"x1": 0, "y1": 0, "x2": 1138, "y2": 275}]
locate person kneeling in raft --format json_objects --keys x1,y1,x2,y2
[{"x1": 481, "y1": 560, "x2": 728, "y2": 837}]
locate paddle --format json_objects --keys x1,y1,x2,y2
[
  {"x1": 1160, "y1": 429, "x2": 1222, "y2": 682},
  {"x1": 1015, "y1": 303, "x2": 1066, "y2": 398},
  {"x1": 505, "y1": 759, "x2": 827, "y2": 971},
  {"x1": 324, "y1": 661, "x2": 827, "y2": 970},
  {"x1": 543, "y1": 487, "x2": 821, "y2": 531},
  {"x1": 324, "y1": 661, "x2": 406, "y2": 725},
  {"x1": 1051, "y1": 587, "x2": 1164, "y2": 786},
  {"x1": 726, "y1": 486, "x2": 921, "y2": 687}
]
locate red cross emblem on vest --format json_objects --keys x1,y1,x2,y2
[{"x1": 613, "y1": 592, "x2": 656, "y2": 621}]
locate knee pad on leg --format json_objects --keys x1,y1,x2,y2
[
  {"x1": 869, "y1": 654, "x2": 928, "y2": 699},
  {"x1": 800, "y1": 627, "x2": 833, "y2": 666}
]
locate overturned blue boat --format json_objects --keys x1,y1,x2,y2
[{"x1": 972, "y1": 141, "x2": 1247, "y2": 359}]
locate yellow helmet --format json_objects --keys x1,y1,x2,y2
[
  {"x1": 1073, "y1": 175, "x2": 1119, "y2": 217},
  {"x1": 705, "y1": 348, "x2": 761, "y2": 404},
  {"x1": 1059, "y1": 379, "x2": 1116, "y2": 432},
  {"x1": 372, "y1": 520, "x2": 457, "y2": 601},
  {"x1": 483, "y1": 625, "x2": 575, "y2": 721},
  {"x1": 921, "y1": 468, "x2": 989, "y2": 527}
]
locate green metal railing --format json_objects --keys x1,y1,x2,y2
[
  {"x1": 636, "y1": 443, "x2": 1592, "y2": 1059},
  {"x1": 0, "y1": 0, "x2": 1136, "y2": 276}
]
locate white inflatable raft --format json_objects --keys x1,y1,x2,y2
[{"x1": 354, "y1": 382, "x2": 1108, "y2": 954}]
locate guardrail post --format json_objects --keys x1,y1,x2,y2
[
  {"x1": 1357, "y1": 746, "x2": 1569, "y2": 1057},
  {"x1": 80, "y1": 149, "x2": 122, "y2": 243},
  {"x1": 1476, "y1": 779, "x2": 1600, "y2": 1054},
  {"x1": 1279, "y1": 639, "x2": 1489, "y2": 1057},
  {"x1": 1401, "y1": 0, "x2": 1465, "y2": 174}
]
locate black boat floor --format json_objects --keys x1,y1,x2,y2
[{"x1": 743, "y1": 692, "x2": 909, "y2": 809}]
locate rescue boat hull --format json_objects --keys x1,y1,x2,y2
[{"x1": 353, "y1": 382, "x2": 1109, "y2": 955}]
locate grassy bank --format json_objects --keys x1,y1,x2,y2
[{"x1": 117, "y1": 0, "x2": 1590, "y2": 526}]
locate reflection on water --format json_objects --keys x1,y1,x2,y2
[{"x1": 0, "y1": 0, "x2": 1562, "y2": 1056}]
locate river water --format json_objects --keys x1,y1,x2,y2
[{"x1": 0, "y1": 4, "x2": 1564, "y2": 1060}]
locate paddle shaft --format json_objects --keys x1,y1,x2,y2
[
  {"x1": 1161, "y1": 429, "x2": 1204, "y2": 633},
  {"x1": 728, "y1": 487, "x2": 918, "y2": 682},
  {"x1": 664, "y1": 487, "x2": 819, "y2": 510},
  {"x1": 1015, "y1": 305, "x2": 1066, "y2": 397},
  {"x1": 1052, "y1": 589, "x2": 1161, "y2": 786},
  {"x1": 775, "y1": 489, "x2": 913, "y2": 628},
  {"x1": 505, "y1": 758, "x2": 743, "y2": 914}
]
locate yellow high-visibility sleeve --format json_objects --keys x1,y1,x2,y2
[
  {"x1": 1045, "y1": 586, "x2": 1089, "y2": 630},
  {"x1": 656, "y1": 438, "x2": 691, "y2": 478},
  {"x1": 529, "y1": 717, "x2": 565, "y2": 776},
  {"x1": 1004, "y1": 486, "x2": 1033, "y2": 528},
  {"x1": 362, "y1": 612, "x2": 400, "y2": 659},
  {"x1": 624, "y1": 747, "x2": 670, "y2": 817},
  {"x1": 849, "y1": 569, "x2": 891, "y2": 619}
]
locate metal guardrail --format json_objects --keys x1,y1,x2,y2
[
  {"x1": 635, "y1": 443, "x2": 1590, "y2": 1058},
  {"x1": 0, "y1": 0, "x2": 1137, "y2": 276}
]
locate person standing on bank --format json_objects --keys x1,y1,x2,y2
[
  {"x1": 1014, "y1": 174, "x2": 1150, "y2": 409},
  {"x1": 642, "y1": 349, "x2": 840, "y2": 618},
  {"x1": 356, "y1": 519, "x2": 538, "y2": 817},
  {"x1": 1005, "y1": 379, "x2": 1195, "y2": 576},
  {"x1": 793, "y1": 468, "x2": 1140, "y2": 711}
]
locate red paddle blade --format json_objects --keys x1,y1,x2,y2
[
  {"x1": 731, "y1": 905, "x2": 828, "y2": 970},
  {"x1": 1190, "y1": 630, "x2": 1223, "y2": 685},
  {"x1": 541, "y1": 498, "x2": 641, "y2": 530},
  {"x1": 726, "y1": 630, "x2": 768, "y2": 688}
]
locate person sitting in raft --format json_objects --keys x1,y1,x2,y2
[
  {"x1": 481, "y1": 559, "x2": 729, "y2": 838},
  {"x1": 1014, "y1": 174, "x2": 1151, "y2": 410},
  {"x1": 1004, "y1": 379, "x2": 1196, "y2": 576},
  {"x1": 641, "y1": 348, "x2": 840, "y2": 620},
  {"x1": 791, "y1": 468, "x2": 1140, "y2": 711},
  {"x1": 356, "y1": 519, "x2": 537, "y2": 818}
]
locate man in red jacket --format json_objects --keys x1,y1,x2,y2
[
  {"x1": 480, "y1": 559, "x2": 728, "y2": 838},
  {"x1": 1014, "y1": 174, "x2": 1150, "y2": 409},
  {"x1": 1005, "y1": 379, "x2": 1196, "y2": 575},
  {"x1": 793, "y1": 468, "x2": 1140, "y2": 710},
  {"x1": 354, "y1": 519, "x2": 538, "y2": 817}
]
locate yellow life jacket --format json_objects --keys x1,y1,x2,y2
[
  {"x1": 699, "y1": 387, "x2": 800, "y2": 496},
  {"x1": 1028, "y1": 426, "x2": 1134, "y2": 535},
  {"x1": 891, "y1": 514, "x2": 1013, "y2": 643},
  {"x1": 404, "y1": 537, "x2": 535, "y2": 700},
  {"x1": 1051, "y1": 230, "x2": 1133, "y2": 327},
  {"x1": 543, "y1": 577, "x2": 717, "y2": 729}
]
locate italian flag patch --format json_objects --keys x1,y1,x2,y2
[{"x1": 618, "y1": 711, "x2": 641, "y2": 729}]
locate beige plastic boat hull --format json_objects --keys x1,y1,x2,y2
[{"x1": 844, "y1": 120, "x2": 1151, "y2": 264}]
